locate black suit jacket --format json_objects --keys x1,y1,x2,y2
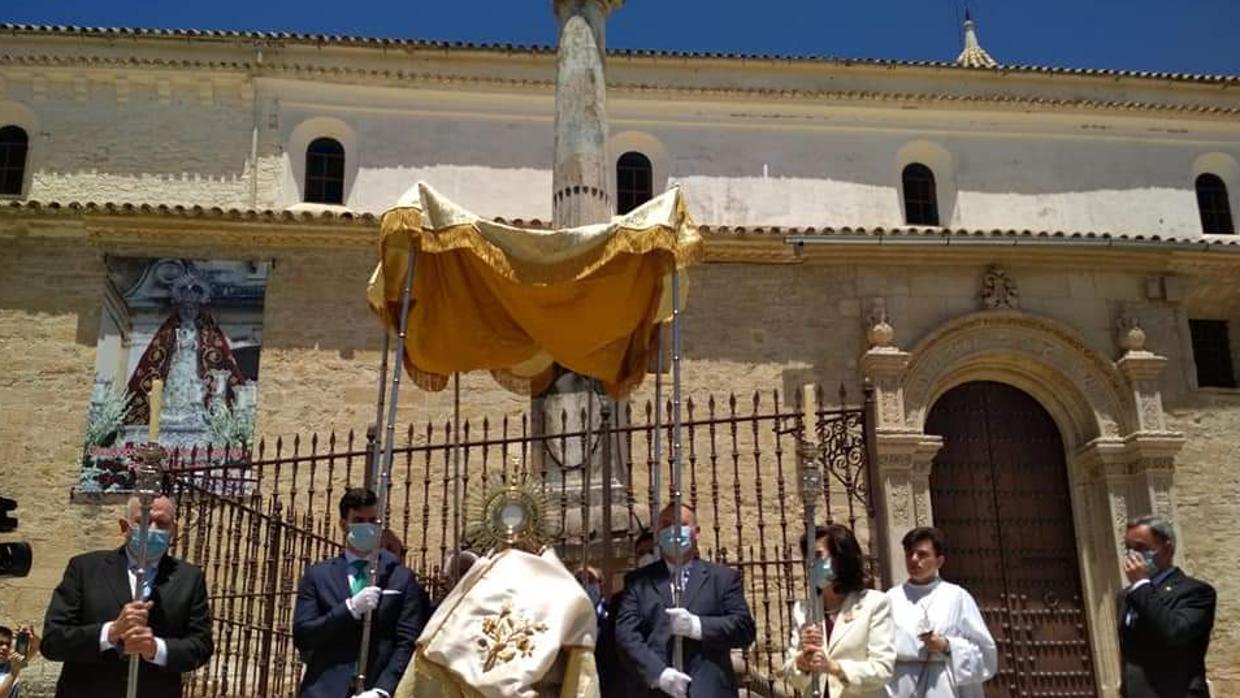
[
  {"x1": 597, "y1": 591, "x2": 630, "y2": 698},
  {"x1": 614, "y1": 558, "x2": 756, "y2": 698},
  {"x1": 292, "y1": 550, "x2": 429, "y2": 698},
  {"x1": 41, "y1": 548, "x2": 214, "y2": 698},
  {"x1": 1118, "y1": 567, "x2": 1216, "y2": 698}
]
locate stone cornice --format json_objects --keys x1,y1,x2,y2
[
  {"x1": 3, "y1": 53, "x2": 1239, "y2": 120},
  {"x1": 2, "y1": 23, "x2": 1236, "y2": 87},
  {"x1": 6, "y1": 201, "x2": 1240, "y2": 275}
]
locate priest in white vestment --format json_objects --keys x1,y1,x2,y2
[
  {"x1": 885, "y1": 527, "x2": 996, "y2": 698},
  {"x1": 393, "y1": 476, "x2": 601, "y2": 698}
]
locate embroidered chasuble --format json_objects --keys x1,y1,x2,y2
[{"x1": 393, "y1": 547, "x2": 600, "y2": 698}]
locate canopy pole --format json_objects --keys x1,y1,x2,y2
[
  {"x1": 452, "y1": 372, "x2": 462, "y2": 568},
  {"x1": 652, "y1": 328, "x2": 663, "y2": 529},
  {"x1": 368, "y1": 331, "x2": 392, "y2": 489},
  {"x1": 670, "y1": 268, "x2": 686, "y2": 672},
  {"x1": 355, "y1": 247, "x2": 416, "y2": 695}
]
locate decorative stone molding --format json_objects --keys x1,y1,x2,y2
[
  {"x1": 865, "y1": 297, "x2": 895, "y2": 349},
  {"x1": 885, "y1": 307, "x2": 1187, "y2": 697},
  {"x1": 2, "y1": 42, "x2": 1239, "y2": 119},
  {"x1": 1116, "y1": 315, "x2": 1146, "y2": 353},
  {"x1": 980, "y1": 264, "x2": 1019, "y2": 310},
  {"x1": 902, "y1": 311, "x2": 1133, "y2": 440}
]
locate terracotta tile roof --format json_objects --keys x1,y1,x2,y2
[
  {"x1": 0, "y1": 199, "x2": 379, "y2": 225},
  {"x1": 723, "y1": 224, "x2": 1240, "y2": 249},
  {"x1": 5, "y1": 199, "x2": 1239, "y2": 251},
  {"x1": 2, "y1": 23, "x2": 1236, "y2": 86}
]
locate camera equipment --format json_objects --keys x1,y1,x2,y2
[
  {"x1": 0, "y1": 498, "x2": 16, "y2": 533},
  {"x1": 0, "y1": 498, "x2": 32, "y2": 578},
  {"x1": 0, "y1": 542, "x2": 32, "y2": 579}
]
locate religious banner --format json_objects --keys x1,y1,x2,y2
[{"x1": 76, "y1": 257, "x2": 269, "y2": 495}]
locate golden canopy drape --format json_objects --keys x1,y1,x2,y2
[{"x1": 366, "y1": 182, "x2": 702, "y2": 398}]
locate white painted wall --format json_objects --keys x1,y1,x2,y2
[{"x1": 2, "y1": 45, "x2": 1238, "y2": 237}]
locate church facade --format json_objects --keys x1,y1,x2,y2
[{"x1": 1, "y1": 21, "x2": 1238, "y2": 696}]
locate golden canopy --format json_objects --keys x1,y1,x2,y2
[{"x1": 366, "y1": 182, "x2": 702, "y2": 398}]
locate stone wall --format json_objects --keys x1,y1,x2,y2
[
  {"x1": 1, "y1": 236, "x2": 1236, "y2": 692},
  {"x1": 1165, "y1": 393, "x2": 1240, "y2": 695}
]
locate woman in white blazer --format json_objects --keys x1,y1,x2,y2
[{"x1": 783, "y1": 524, "x2": 896, "y2": 697}]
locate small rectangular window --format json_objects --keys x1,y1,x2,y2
[{"x1": 1189, "y1": 319, "x2": 1236, "y2": 388}]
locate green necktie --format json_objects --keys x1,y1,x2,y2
[{"x1": 350, "y1": 559, "x2": 369, "y2": 594}]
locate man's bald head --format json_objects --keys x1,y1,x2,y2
[{"x1": 120, "y1": 495, "x2": 178, "y2": 539}]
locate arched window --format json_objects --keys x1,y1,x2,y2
[
  {"x1": 304, "y1": 137, "x2": 345, "y2": 205},
  {"x1": 0, "y1": 125, "x2": 29, "y2": 196},
  {"x1": 616, "y1": 151, "x2": 653, "y2": 215},
  {"x1": 902, "y1": 162, "x2": 940, "y2": 226},
  {"x1": 1196, "y1": 173, "x2": 1234, "y2": 234}
]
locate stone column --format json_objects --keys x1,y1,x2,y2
[
  {"x1": 1071, "y1": 439, "x2": 1130, "y2": 698},
  {"x1": 859, "y1": 300, "x2": 940, "y2": 584},
  {"x1": 541, "y1": 0, "x2": 628, "y2": 581},
  {"x1": 1114, "y1": 318, "x2": 1186, "y2": 549}
]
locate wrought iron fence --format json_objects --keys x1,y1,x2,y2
[{"x1": 162, "y1": 384, "x2": 876, "y2": 697}]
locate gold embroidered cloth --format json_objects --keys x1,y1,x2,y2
[
  {"x1": 394, "y1": 547, "x2": 600, "y2": 698},
  {"x1": 366, "y1": 182, "x2": 702, "y2": 398}
]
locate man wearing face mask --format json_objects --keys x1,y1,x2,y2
[
  {"x1": 40, "y1": 495, "x2": 213, "y2": 698},
  {"x1": 1119, "y1": 515, "x2": 1215, "y2": 698},
  {"x1": 615, "y1": 504, "x2": 756, "y2": 698},
  {"x1": 293, "y1": 488, "x2": 429, "y2": 698}
]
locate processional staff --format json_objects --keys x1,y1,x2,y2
[
  {"x1": 127, "y1": 379, "x2": 165, "y2": 698},
  {"x1": 670, "y1": 269, "x2": 686, "y2": 671},
  {"x1": 797, "y1": 385, "x2": 825, "y2": 698},
  {"x1": 356, "y1": 247, "x2": 417, "y2": 694}
]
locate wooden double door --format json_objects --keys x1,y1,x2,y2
[{"x1": 926, "y1": 381, "x2": 1097, "y2": 698}]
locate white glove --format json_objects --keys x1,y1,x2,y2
[
  {"x1": 657, "y1": 667, "x2": 692, "y2": 697},
  {"x1": 665, "y1": 607, "x2": 703, "y2": 640},
  {"x1": 351, "y1": 690, "x2": 388, "y2": 698},
  {"x1": 346, "y1": 586, "x2": 381, "y2": 618}
]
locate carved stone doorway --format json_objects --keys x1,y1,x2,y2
[{"x1": 926, "y1": 381, "x2": 1097, "y2": 698}]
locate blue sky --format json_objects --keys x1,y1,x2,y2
[{"x1": 4, "y1": 0, "x2": 1239, "y2": 75}]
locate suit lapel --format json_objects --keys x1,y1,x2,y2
[
  {"x1": 827, "y1": 591, "x2": 862, "y2": 654},
  {"x1": 150, "y1": 555, "x2": 178, "y2": 602},
  {"x1": 105, "y1": 548, "x2": 135, "y2": 609},
  {"x1": 653, "y1": 564, "x2": 673, "y2": 609},
  {"x1": 326, "y1": 555, "x2": 353, "y2": 604},
  {"x1": 681, "y1": 560, "x2": 708, "y2": 610}
]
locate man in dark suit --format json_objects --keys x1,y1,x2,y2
[
  {"x1": 615, "y1": 504, "x2": 755, "y2": 698},
  {"x1": 41, "y1": 495, "x2": 213, "y2": 698},
  {"x1": 597, "y1": 531, "x2": 656, "y2": 698},
  {"x1": 293, "y1": 488, "x2": 429, "y2": 698},
  {"x1": 1119, "y1": 515, "x2": 1216, "y2": 698}
]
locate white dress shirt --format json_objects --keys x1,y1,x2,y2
[{"x1": 97, "y1": 554, "x2": 168, "y2": 666}]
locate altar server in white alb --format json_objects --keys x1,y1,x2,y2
[{"x1": 885, "y1": 527, "x2": 997, "y2": 698}]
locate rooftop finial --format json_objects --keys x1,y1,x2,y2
[{"x1": 956, "y1": 10, "x2": 998, "y2": 69}]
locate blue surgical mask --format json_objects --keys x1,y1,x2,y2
[
  {"x1": 810, "y1": 557, "x2": 835, "y2": 590},
  {"x1": 658, "y1": 525, "x2": 694, "y2": 556},
  {"x1": 128, "y1": 527, "x2": 170, "y2": 561},
  {"x1": 348, "y1": 523, "x2": 381, "y2": 553}
]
